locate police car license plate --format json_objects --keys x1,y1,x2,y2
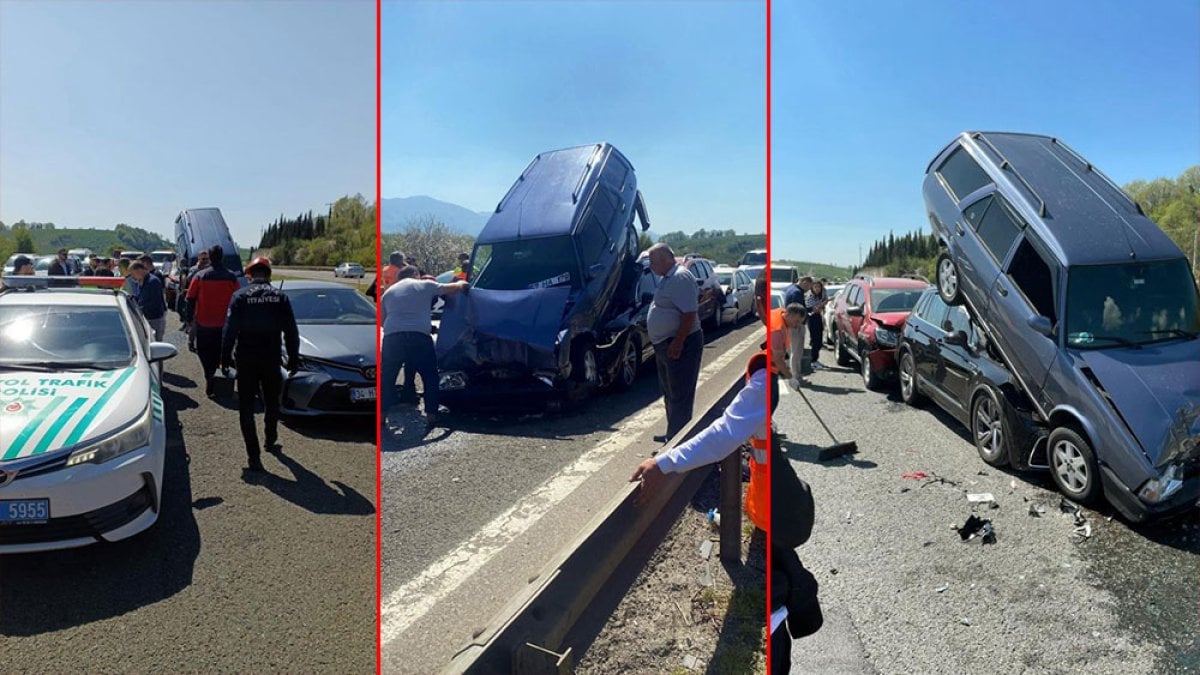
[
  {"x1": 0, "y1": 499, "x2": 49, "y2": 524},
  {"x1": 350, "y1": 387, "x2": 376, "y2": 402}
]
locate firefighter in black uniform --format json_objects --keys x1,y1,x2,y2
[{"x1": 220, "y1": 257, "x2": 300, "y2": 472}]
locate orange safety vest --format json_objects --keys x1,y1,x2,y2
[
  {"x1": 743, "y1": 351, "x2": 770, "y2": 532},
  {"x1": 380, "y1": 264, "x2": 400, "y2": 290}
]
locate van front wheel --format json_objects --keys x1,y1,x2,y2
[{"x1": 937, "y1": 252, "x2": 963, "y2": 306}]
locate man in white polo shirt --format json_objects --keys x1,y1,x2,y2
[{"x1": 645, "y1": 243, "x2": 704, "y2": 443}]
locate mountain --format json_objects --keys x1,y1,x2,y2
[{"x1": 381, "y1": 196, "x2": 492, "y2": 235}]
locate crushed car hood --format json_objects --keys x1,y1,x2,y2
[
  {"x1": 298, "y1": 324, "x2": 376, "y2": 366},
  {"x1": 0, "y1": 366, "x2": 147, "y2": 461},
  {"x1": 1076, "y1": 338, "x2": 1200, "y2": 466},
  {"x1": 871, "y1": 312, "x2": 911, "y2": 329},
  {"x1": 436, "y1": 287, "x2": 571, "y2": 372}
]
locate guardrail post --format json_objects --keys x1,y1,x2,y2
[{"x1": 718, "y1": 451, "x2": 742, "y2": 563}]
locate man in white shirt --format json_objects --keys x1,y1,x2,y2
[{"x1": 380, "y1": 265, "x2": 467, "y2": 426}]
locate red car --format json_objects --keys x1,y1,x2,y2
[{"x1": 833, "y1": 275, "x2": 929, "y2": 389}]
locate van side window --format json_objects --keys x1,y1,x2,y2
[
  {"x1": 976, "y1": 197, "x2": 1022, "y2": 264},
  {"x1": 1007, "y1": 237, "x2": 1058, "y2": 323},
  {"x1": 580, "y1": 216, "x2": 609, "y2": 266},
  {"x1": 937, "y1": 146, "x2": 992, "y2": 202},
  {"x1": 964, "y1": 195, "x2": 992, "y2": 227}
]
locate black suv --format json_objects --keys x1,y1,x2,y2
[{"x1": 898, "y1": 287, "x2": 1044, "y2": 470}]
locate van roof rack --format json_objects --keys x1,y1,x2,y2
[
  {"x1": 971, "y1": 132, "x2": 1048, "y2": 218},
  {"x1": 1048, "y1": 137, "x2": 1146, "y2": 216}
]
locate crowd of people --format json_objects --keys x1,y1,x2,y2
[
  {"x1": 4, "y1": 244, "x2": 299, "y2": 474},
  {"x1": 781, "y1": 276, "x2": 831, "y2": 389}
]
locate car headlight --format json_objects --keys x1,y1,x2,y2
[
  {"x1": 874, "y1": 328, "x2": 899, "y2": 347},
  {"x1": 1138, "y1": 463, "x2": 1184, "y2": 503},
  {"x1": 65, "y1": 405, "x2": 153, "y2": 467}
]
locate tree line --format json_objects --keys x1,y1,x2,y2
[
  {"x1": 259, "y1": 194, "x2": 375, "y2": 268},
  {"x1": 0, "y1": 221, "x2": 172, "y2": 265}
]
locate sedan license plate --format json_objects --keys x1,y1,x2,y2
[
  {"x1": 0, "y1": 499, "x2": 49, "y2": 524},
  {"x1": 350, "y1": 387, "x2": 376, "y2": 402}
]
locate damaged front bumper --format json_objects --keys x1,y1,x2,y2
[
  {"x1": 438, "y1": 368, "x2": 572, "y2": 409},
  {"x1": 1101, "y1": 463, "x2": 1200, "y2": 523}
]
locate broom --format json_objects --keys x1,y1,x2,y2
[{"x1": 795, "y1": 387, "x2": 858, "y2": 460}]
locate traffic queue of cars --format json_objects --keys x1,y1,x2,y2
[{"x1": 821, "y1": 131, "x2": 1199, "y2": 523}]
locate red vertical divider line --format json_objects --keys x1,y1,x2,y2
[
  {"x1": 764, "y1": 0, "x2": 773, "y2": 668},
  {"x1": 375, "y1": 0, "x2": 383, "y2": 672}
]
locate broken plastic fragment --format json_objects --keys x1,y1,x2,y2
[
  {"x1": 960, "y1": 617, "x2": 972, "y2": 626},
  {"x1": 957, "y1": 514, "x2": 996, "y2": 544},
  {"x1": 966, "y1": 493, "x2": 996, "y2": 504},
  {"x1": 935, "y1": 583, "x2": 949, "y2": 593},
  {"x1": 902, "y1": 471, "x2": 929, "y2": 479},
  {"x1": 1029, "y1": 504, "x2": 1046, "y2": 517}
]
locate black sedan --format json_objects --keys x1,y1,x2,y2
[{"x1": 896, "y1": 288, "x2": 1046, "y2": 470}]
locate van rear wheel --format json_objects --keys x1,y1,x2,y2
[{"x1": 937, "y1": 252, "x2": 963, "y2": 306}]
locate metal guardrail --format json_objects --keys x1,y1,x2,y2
[{"x1": 443, "y1": 369, "x2": 750, "y2": 674}]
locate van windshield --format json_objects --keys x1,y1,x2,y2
[
  {"x1": 472, "y1": 236, "x2": 581, "y2": 291},
  {"x1": 1066, "y1": 259, "x2": 1200, "y2": 348}
]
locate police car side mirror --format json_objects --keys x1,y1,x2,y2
[{"x1": 148, "y1": 342, "x2": 179, "y2": 363}]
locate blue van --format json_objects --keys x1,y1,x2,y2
[
  {"x1": 924, "y1": 132, "x2": 1200, "y2": 521},
  {"x1": 174, "y1": 208, "x2": 245, "y2": 279},
  {"x1": 436, "y1": 143, "x2": 652, "y2": 408}
]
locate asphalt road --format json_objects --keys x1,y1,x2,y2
[
  {"x1": 780, "y1": 352, "x2": 1199, "y2": 674},
  {"x1": 0, "y1": 325, "x2": 376, "y2": 673},
  {"x1": 380, "y1": 316, "x2": 762, "y2": 673},
  {"x1": 274, "y1": 266, "x2": 376, "y2": 288}
]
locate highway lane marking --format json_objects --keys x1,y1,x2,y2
[{"x1": 380, "y1": 328, "x2": 763, "y2": 647}]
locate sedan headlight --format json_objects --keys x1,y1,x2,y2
[
  {"x1": 1138, "y1": 463, "x2": 1184, "y2": 503},
  {"x1": 65, "y1": 405, "x2": 153, "y2": 467},
  {"x1": 874, "y1": 327, "x2": 899, "y2": 348}
]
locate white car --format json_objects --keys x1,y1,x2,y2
[
  {"x1": 714, "y1": 265, "x2": 754, "y2": 325},
  {"x1": 822, "y1": 284, "x2": 846, "y2": 345},
  {"x1": 334, "y1": 262, "x2": 365, "y2": 278},
  {"x1": 0, "y1": 276, "x2": 177, "y2": 553}
]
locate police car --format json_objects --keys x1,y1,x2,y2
[{"x1": 0, "y1": 276, "x2": 177, "y2": 552}]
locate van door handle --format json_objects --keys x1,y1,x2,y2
[
  {"x1": 995, "y1": 280, "x2": 1009, "y2": 297},
  {"x1": 955, "y1": 222, "x2": 965, "y2": 236}
]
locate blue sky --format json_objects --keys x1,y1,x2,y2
[
  {"x1": 0, "y1": 0, "x2": 374, "y2": 248},
  {"x1": 774, "y1": 0, "x2": 1200, "y2": 267},
  {"x1": 382, "y1": 1, "x2": 766, "y2": 236}
]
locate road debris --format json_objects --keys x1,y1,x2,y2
[
  {"x1": 935, "y1": 583, "x2": 949, "y2": 593},
  {"x1": 1029, "y1": 503, "x2": 1046, "y2": 517},
  {"x1": 699, "y1": 540, "x2": 714, "y2": 560},
  {"x1": 957, "y1": 514, "x2": 996, "y2": 544},
  {"x1": 966, "y1": 492, "x2": 995, "y2": 505},
  {"x1": 959, "y1": 617, "x2": 972, "y2": 626},
  {"x1": 901, "y1": 471, "x2": 929, "y2": 480},
  {"x1": 683, "y1": 654, "x2": 699, "y2": 670}
]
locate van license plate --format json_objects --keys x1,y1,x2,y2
[{"x1": 1, "y1": 499, "x2": 50, "y2": 524}]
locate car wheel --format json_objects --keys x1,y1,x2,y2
[
  {"x1": 571, "y1": 342, "x2": 599, "y2": 390},
  {"x1": 936, "y1": 252, "x2": 963, "y2": 306},
  {"x1": 614, "y1": 335, "x2": 642, "y2": 391},
  {"x1": 1047, "y1": 426, "x2": 1101, "y2": 505},
  {"x1": 898, "y1": 349, "x2": 923, "y2": 406},
  {"x1": 861, "y1": 348, "x2": 881, "y2": 390},
  {"x1": 836, "y1": 330, "x2": 851, "y2": 367},
  {"x1": 971, "y1": 388, "x2": 1009, "y2": 467}
]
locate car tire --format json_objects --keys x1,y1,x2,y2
[
  {"x1": 836, "y1": 330, "x2": 851, "y2": 367},
  {"x1": 971, "y1": 388, "x2": 1009, "y2": 467},
  {"x1": 1047, "y1": 426, "x2": 1101, "y2": 505},
  {"x1": 936, "y1": 252, "x2": 963, "y2": 306},
  {"x1": 860, "y1": 347, "x2": 881, "y2": 390},
  {"x1": 571, "y1": 342, "x2": 599, "y2": 390},
  {"x1": 898, "y1": 348, "x2": 923, "y2": 406},
  {"x1": 613, "y1": 334, "x2": 642, "y2": 391}
]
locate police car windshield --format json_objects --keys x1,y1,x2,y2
[
  {"x1": 0, "y1": 305, "x2": 134, "y2": 369},
  {"x1": 283, "y1": 288, "x2": 377, "y2": 324}
]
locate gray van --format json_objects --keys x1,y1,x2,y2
[
  {"x1": 174, "y1": 208, "x2": 245, "y2": 277},
  {"x1": 924, "y1": 131, "x2": 1200, "y2": 521}
]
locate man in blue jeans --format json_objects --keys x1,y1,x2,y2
[{"x1": 380, "y1": 265, "x2": 468, "y2": 427}]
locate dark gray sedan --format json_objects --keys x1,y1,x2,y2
[{"x1": 276, "y1": 280, "x2": 377, "y2": 416}]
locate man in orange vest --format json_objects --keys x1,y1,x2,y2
[
  {"x1": 453, "y1": 252, "x2": 470, "y2": 282},
  {"x1": 630, "y1": 275, "x2": 777, "y2": 532},
  {"x1": 380, "y1": 250, "x2": 404, "y2": 292}
]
